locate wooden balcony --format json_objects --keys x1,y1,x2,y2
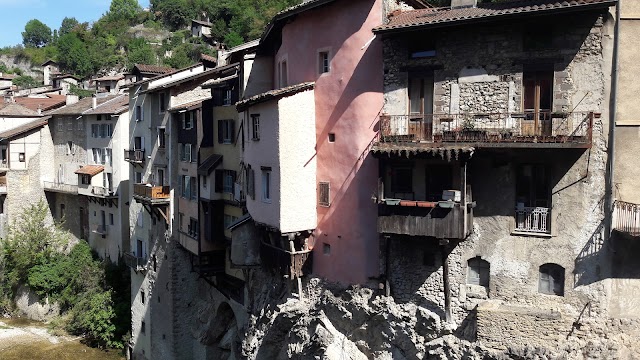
[
  {"x1": 378, "y1": 201, "x2": 472, "y2": 240},
  {"x1": 260, "y1": 242, "x2": 312, "y2": 279},
  {"x1": 124, "y1": 149, "x2": 145, "y2": 164},
  {"x1": 376, "y1": 112, "x2": 595, "y2": 150},
  {"x1": 613, "y1": 201, "x2": 640, "y2": 237},
  {"x1": 43, "y1": 181, "x2": 78, "y2": 194},
  {"x1": 123, "y1": 252, "x2": 147, "y2": 272},
  {"x1": 133, "y1": 184, "x2": 170, "y2": 204}
]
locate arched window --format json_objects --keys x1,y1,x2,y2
[
  {"x1": 539, "y1": 263, "x2": 565, "y2": 296},
  {"x1": 467, "y1": 257, "x2": 490, "y2": 287}
]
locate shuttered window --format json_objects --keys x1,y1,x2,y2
[{"x1": 319, "y1": 182, "x2": 330, "y2": 207}]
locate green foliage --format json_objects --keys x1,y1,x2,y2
[
  {"x1": 0, "y1": 201, "x2": 131, "y2": 349},
  {"x1": 12, "y1": 75, "x2": 38, "y2": 89},
  {"x1": 127, "y1": 38, "x2": 157, "y2": 68},
  {"x1": 108, "y1": 0, "x2": 143, "y2": 22},
  {"x1": 22, "y1": 19, "x2": 52, "y2": 48},
  {"x1": 68, "y1": 84, "x2": 95, "y2": 98},
  {"x1": 59, "y1": 17, "x2": 80, "y2": 37},
  {"x1": 57, "y1": 33, "x2": 92, "y2": 77}
]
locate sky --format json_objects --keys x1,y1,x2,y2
[{"x1": 0, "y1": 0, "x2": 150, "y2": 47}]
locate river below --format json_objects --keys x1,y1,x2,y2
[{"x1": 0, "y1": 317, "x2": 124, "y2": 360}]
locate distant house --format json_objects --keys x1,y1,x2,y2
[
  {"x1": 52, "y1": 74, "x2": 81, "y2": 94},
  {"x1": 126, "y1": 64, "x2": 174, "y2": 84},
  {"x1": 94, "y1": 75, "x2": 125, "y2": 94},
  {"x1": 0, "y1": 73, "x2": 16, "y2": 91},
  {"x1": 191, "y1": 19, "x2": 212, "y2": 38},
  {"x1": 14, "y1": 94, "x2": 67, "y2": 113},
  {"x1": 41, "y1": 60, "x2": 59, "y2": 86}
]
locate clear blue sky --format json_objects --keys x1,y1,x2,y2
[{"x1": 0, "y1": 0, "x2": 149, "y2": 47}]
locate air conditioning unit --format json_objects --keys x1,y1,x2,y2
[{"x1": 442, "y1": 190, "x2": 461, "y2": 202}]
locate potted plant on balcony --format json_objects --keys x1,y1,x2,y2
[{"x1": 458, "y1": 114, "x2": 487, "y2": 142}]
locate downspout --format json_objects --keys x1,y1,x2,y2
[{"x1": 606, "y1": 1, "x2": 620, "y2": 238}]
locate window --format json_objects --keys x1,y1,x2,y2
[
  {"x1": 182, "y1": 111, "x2": 194, "y2": 130},
  {"x1": 81, "y1": 174, "x2": 90, "y2": 185},
  {"x1": 159, "y1": 93, "x2": 166, "y2": 113},
  {"x1": 67, "y1": 141, "x2": 74, "y2": 155},
  {"x1": 140, "y1": 290, "x2": 145, "y2": 304},
  {"x1": 318, "y1": 51, "x2": 330, "y2": 73},
  {"x1": 224, "y1": 214, "x2": 238, "y2": 230},
  {"x1": 515, "y1": 164, "x2": 551, "y2": 233},
  {"x1": 328, "y1": 133, "x2": 336, "y2": 143},
  {"x1": 190, "y1": 176, "x2": 197, "y2": 200},
  {"x1": 467, "y1": 257, "x2": 490, "y2": 287},
  {"x1": 105, "y1": 148, "x2": 112, "y2": 166},
  {"x1": 99, "y1": 123, "x2": 112, "y2": 138},
  {"x1": 184, "y1": 144, "x2": 192, "y2": 163},
  {"x1": 134, "y1": 171, "x2": 142, "y2": 184},
  {"x1": 178, "y1": 213, "x2": 184, "y2": 231},
  {"x1": 77, "y1": 119, "x2": 83, "y2": 131},
  {"x1": 158, "y1": 128, "x2": 166, "y2": 149},
  {"x1": 278, "y1": 59, "x2": 288, "y2": 88},
  {"x1": 223, "y1": 89, "x2": 232, "y2": 106},
  {"x1": 539, "y1": 263, "x2": 564, "y2": 296},
  {"x1": 251, "y1": 114, "x2": 260, "y2": 141},
  {"x1": 57, "y1": 121, "x2": 63, "y2": 132},
  {"x1": 97, "y1": 115, "x2": 102, "y2": 121},
  {"x1": 223, "y1": 170, "x2": 236, "y2": 194},
  {"x1": 323, "y1": 243, "x2": 331, "y2": 255},
  {"x1": 109, "y1": 213, "x2": 114, "y2": 225},
  {"x1": 202, "y1": 175, "x2": 207, "y2": 189},
  {"x1": 261, "y1": 167, "x2": 271, "y2": 202},
  {"x1": 135, "y1": 105, "x2": 142, "y2": 121},
  {"x1": 523, "y1": 68, "x2": 553, "y2": 133},
  {"x1": 218, "y1": 119, "x2": 234, "y2": 144},
  {"x1": 141, "y1": 321, "x2": 146, "y2": 335},
  {"x1": 18, "y1": 153, "x2": 25, "y2": 162},
  {"x1": 60, "y1": 204, "x2": 65, "y2": 219},
  {"x1": 134, "y1": 136, "x2": 144, "y2": 150},
  {"x1": 91, "y1": 124, "x2": 99, "y2": 138},
  {"x1": 319, "y1": 182, "x2": 330, "y2": 207},
  {"x1": 409, "y1": 37, "x2": 436, "y2": 58},
  {"x1": 188, "y1": 218, "x2": 198, "y2": 238},
  {"x1": 67, "y1": 120, "x2": 73, "y2": 131},
  {"x1": 246, "y1": 165, "x2": 255, "y2": 199},
  {"x1": 390, "y1": 167, "x2": 412, "y2": 195}
]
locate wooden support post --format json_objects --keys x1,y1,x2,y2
[
  {"x1": 440, "y1": 241, "x2": 452, "y2": 323},
  {"x1": 462, "y1": 160, "x2": 468, "y2": 237}
]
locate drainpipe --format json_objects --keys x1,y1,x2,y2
[{"x1": 606, "y1": 1, "x2": 620, "y2": 238}]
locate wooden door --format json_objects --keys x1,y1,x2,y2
[{"x1": 523, "y1": 71, "x2": 553, "y2": 136}]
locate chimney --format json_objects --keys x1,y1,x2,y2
[
  {"x1": 451, "y1": 0, "x2": 477, "y2": 9},
  {"x1": 92, "y1": 94, "x2": 97, "y2": 109},
  {"x1": 66, "y1": 94, "x2": 79, "y2": 105},
  {"x1": 37, "y1": 105, "x2": 42, "y2": 115}
]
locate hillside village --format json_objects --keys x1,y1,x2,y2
[{"x1": 0, "y1": 0, "x2": 639, "y2": 359}]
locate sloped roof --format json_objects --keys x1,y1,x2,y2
[
  {"x1": 168, "y1": 98, "x2": 209, "y2": 112},
  {"x1": 75, "y1": 165, "x2": 104, "y2": 176},
  {"x1": 262, "y1": 0, "x2": 337, "y2": 44},
  {"x1": 0, "y1": 102, "x2": 42, "y2": 117},
  {"x1": 374, "y1": 0, "x2": 617, "y2": 33},
  {"x1": 52, "y1": 74, "x2": 82, "y2": 81},
  {"x1": 0, "y1": 73, "x2": 17, "y2": 81},
  {"x1": 0, "y1": 118, "x2": 48, "y2": 141},
  {"x1": 48, "y1": 95, "x2": 119, "y2": 116},
  {"x1": 14, "y1": 95, "x2": 66, "y2": 112},
  {"x1": 192, "y1": 19, "x2": 212, "y2": 27},
  {"x1": 41, "y1": 59, "x2": 58, "y2": 67},
  {"x1": 83, "y1": 95, "x2": 129, "y2": 115},
  {"x1": 200, "y1": 53, "x2": 217, "y2": 64},
  {"x1": 133, "y1": 64, "x2": 175, "y2": 75},
  {"x1": 198, "y1": 154, "x2": 223, "y2": 175},
  {"x1": 94, "y1": 75, "x2": 125, "y2": 82},
  {"x1": 236, "y1": 82, "x2": 315, "y2": 111}
]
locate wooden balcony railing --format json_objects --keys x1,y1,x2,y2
[
  {"x1": 260, "y1": 242, "x2": 312, "y2": 279},
  {"x1": 515, "y1": 207, "x2": 550, "y2": 234},
  {"x1": 378, "y1": 112, "x2": 594, "y2": 147},
  {"x1": 613, "y1": 201, "x2": 640, "y2": 236},
  {"x1": 124, "y1": 149, "x2": 145, "y2": 163},
  {"x1": 133, "y1": 184, "x2": 170, "y2": 201},
  {"x1": 378, "y1": 201, "x2": 471, "y2": 239},
  {"x1": 123, "y1": 252, "x2": 147, "y2": 272}
]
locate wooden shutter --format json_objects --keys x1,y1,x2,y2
[
  {"x1": 214, "y1": 169, "x2": 223, "y2": 193},
  {"x1": 319, "y1": 182, "x2": 330, "y2": 207},
  {"x1": 218, "y1": 120, "x2": 223, "y2": 143},
  {"x1": 230, "y1": 120, "x2": 235, "y2": 143}
]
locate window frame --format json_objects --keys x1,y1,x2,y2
[
  {"x1": 135, "y1": 105, "x2": 142, "y2": 122},
  {"x1": 467, "y1": 257, "x2": 490, "y2": 287},
  {"x1": 319, "y1": 181, "x2": 330, "y2": 207},
  {"x1": 159, "y1": 93, "x2": 166, "y2": 113},
  {"x1": 318, "y1": 49, "x2": 331, "y2": 74},
  {"x1": 251, "y1": 114, "x2": 260, "y2": 141},
  {"x1": 538, "y1": 263, "x2": 565, "y2": 296},
  {"x1": 261, "y1": 167, "x2": 271, "y2": 203}
]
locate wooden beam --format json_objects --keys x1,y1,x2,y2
[{"x1": 441, "y1": 244, "x2": 452, "y2": 323}]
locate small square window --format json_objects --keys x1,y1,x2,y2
[
  {"x1": 18, "y1": 153, "x2": 25, "y2": 162},
  {"x1": 251, "y1": 114, "x2": 260, "y2": 141},
  {"x1": 140, "y1": 290, "x2": 145, "y2": 304},
  {"x1": 323, "y1": 243, "x2": 331, "y2": 255},
  {"x1": 109, "y1": 213, "x2": 114, "y2": 225},
  {"x1": 328, "y1": 133, "x2": 336, "y2": 143},
  {"x1": 135, "y1": 106, "x2": 142, "y2": 122}
]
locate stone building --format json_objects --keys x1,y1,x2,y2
[
  {"x1": 373, "y1": 0, "x2": 618, "y2": 349},
  {"x1": 41, "y1": 60, "x2": 59, "y2": 87}
]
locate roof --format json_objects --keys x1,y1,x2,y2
[
  {"x1": 41, "y1": 59, "x2": 58, "y2": 66},
  {"x1": 52, "y1": 74, "x2": 82, "y2": 81},
  {"x1": 94, "y1": 75, "x2": 124, "y2": 82},
  {"x1": 236, "y1": 82, "x2": 315, "y2": 111},
  {"x1": 140, "y1": 65, "x2": 215, "y2": 93},
  {"x1": 169, "y1": 98, "x2": 210, "y2": 112},
  {"x1": 198, "y1": 154, "x2": 223, "y2": 175},
  {"x1": 14, "y1": 95, "x2": 66, "y2": 112},
  {"x1": 374, "y1": 0, "x2": 617, "y2": 33},
  {"x1": 126, "y1": 63, "x2": 203, "y2": 89},
  {"x1": 261, "y1": 0, "x2": 337, "y2": 44},
  {"x1": 192, "y1": 19, "x2": 212, "y2": 27},
  {"x1": 48, "y1": 95, "x2": 119, "y2": 116},
  {"x1": 0, "y1": 74, "x2": 17, "y2": 81},
  {"x1": 83, "y1": 95, "x2": 129, "y2": 115},
  {"x1": 228, "y1": 213, "x2": 252, "y2": 231},
  {"x1": 133, "y1": 64, "x2": 175, "y2": 75},
  {"x1": 0, "y1": 102, "x2": 42, "y2": 117},
  {"x1": 74, "y1": 165, "x2": 104, "y2": 176},
  {"x1": 200, "y1": 53, "x2": 217, "y2": 64},
  {"x1": 0, "y1": 118, "x2": 48, "y2": 141}
]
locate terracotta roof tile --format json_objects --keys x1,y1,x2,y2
[
  {"x1": 75, "y1": 165, "x2": 104, "y2": 176},
  {"x1": 0, "y1": 102, "x2": 42, "y2": 117},
  {"x1": 133, "y1": 64, "x2": 175, "y2": 75},
  {"x1": 48, "y1": 95, "x2": 119, "y2": 116},
  {"x1": 14, "y1": 95, "x2": 66, "y2": 112},
  {"x1": 374, "y1": 0, "x2": 617, "y2": 33},
  {"x1": 236, "y1": 82, "x2": 315, "y2": 111},
  {"x1": 192, "y1": 19, "x2": 212, "y2": 26},
  {"x1": 83, "y1": 95, "x2": 129, "y2": 115},
  {"x1": 94, "y1": 75, "x2": 124, "y2": 82}
]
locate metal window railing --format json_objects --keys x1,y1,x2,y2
[
  {"x1": 613, "y1": 201, "x2": 640, "y2": 236},
  {"x1": 515, "y1": 207, "x2": 550, "y2": 234}
]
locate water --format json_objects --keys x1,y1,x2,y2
[{"x1": 0, "y1": 318, "x2": 124, "y2": 360}]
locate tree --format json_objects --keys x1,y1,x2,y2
[
  {"x1": 57, "y1": 33, "x2": 92, "y2": 77},
  {"x1": 22, "y1": 19, "x2": 52, "y2": 48},
  {"x1": 127, "y1": 38, "x2": 156, "y2": 67},
  {"x1": 59, "y1": 17, "x2": 80, "y2": 37},
  {"x1": 109, "y1": 0, "x2": 142, "y2": 21},
  {"x1": 12, "y1": 76, "x2": 38, "y2": 89}
]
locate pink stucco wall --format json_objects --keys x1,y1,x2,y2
[{"x1": 275, "y1": 0, "x2": 384, "y2": 284}]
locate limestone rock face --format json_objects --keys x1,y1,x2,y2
[{"x1": 14, "y1": 285, "x2": 60, "y2": 322}]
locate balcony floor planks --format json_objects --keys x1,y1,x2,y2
[{"x1": 377, "y1": 204, "x2": 468, "y2": 239}]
